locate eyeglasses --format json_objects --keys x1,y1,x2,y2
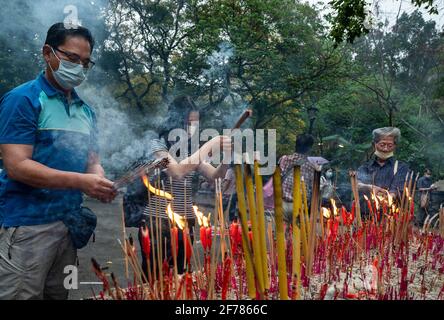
[
  {"x1": 53, "y1": 47, "x2": 95, "y2": 69},
  {"x1": 376, "y1": 142, "x2": 395, "y2": 149}
]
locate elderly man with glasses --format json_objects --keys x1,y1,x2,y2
[
  {"x1": 357, "y1": 127, "x2": 410, "y2": 208},
  {"x1": 0, "y1": 23, "x2": 116, "y2": 300}
]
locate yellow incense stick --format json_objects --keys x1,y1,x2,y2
[
  {"x1": 273, "y1": 167, "x2": 288, "y2": 300},
  {"x1": 301, "y1": 180, "x2": 310, "y2": 238},
  {"x1": 234, "y1": 164, "x2": 257, "y2": 298},
  {"x1": 292, "y1": 226, "x2": 301, "y2": 300},
  {"x1": 245, "y1": 164, "x2": 265, "y2": 296},
  {"x1": 292, "y1": 166, "x2": 302, "y2": 299},
  {"x1": 254, "y1": 160, "x2": 270, "y2": 291}
]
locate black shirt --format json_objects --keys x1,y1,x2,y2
[{"x1": 357, "y1": 156, "x2": 409, "y2": 194}]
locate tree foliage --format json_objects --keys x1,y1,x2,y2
[{"x1": 0, "y1": 1, "x2": 442, "y2": 178}]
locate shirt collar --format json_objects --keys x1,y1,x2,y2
[
  {"x1": 37, "y1": 71, "x2": 83, "y2": 104},
  {"x1": 370, "y1": 155, "x2": 394, "y2": 167}
]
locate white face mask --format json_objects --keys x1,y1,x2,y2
[
  {"x1": 374, "y1": 150, "x2": 394, "y2": 160},
  {"x1": 48, "y1": 47, "x2": 87, "y2": 90}
]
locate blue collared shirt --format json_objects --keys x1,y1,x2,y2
[
  {"x1": 357, "y1": 156, "x2": 409, "y2": 195},
  {"x1": 0, "y1": 72, "x2": 98, "y2": 227}
]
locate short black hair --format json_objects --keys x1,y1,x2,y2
[
  {"x1": 295, "y1": 134, "x2": 314, "y2": 154},
  {"x1": 45, "y1": 22, "x2": 95, "y2": 52}
]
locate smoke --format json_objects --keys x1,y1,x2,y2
[
  {"x1": 200, "y1": 42, "x2": 253, "y2": 129},
  {"x1": 0, "y1": 2, "x2": 257, "y2": 178},
  {"x1": 202, "y1": 41, "x2": 234, "y2": 82},
  {"x1": 0, "y1": 1, "x2": 164, "y2": 176},
  {"x1": 78, "y1": 82, "x2": 161, "y2": 177},
  {"x1": 0, "y1": 0, "x2": 108, "y2": 50}
]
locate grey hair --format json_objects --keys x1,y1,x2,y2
[{"x1": 372, "y1": 127, "x2": 401, "y2": 144}]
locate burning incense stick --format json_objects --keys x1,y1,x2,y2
[
  {"x1": 349, "y1": 171, "x2": 363, "y2": 228},
  {"x1": 114, "y1": 157, "x2": 169, "y2": 190}
]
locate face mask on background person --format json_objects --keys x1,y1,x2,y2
[
  {"x1": 374, "y1": 150, "x2": 394, "y2": 160},
  {"x1": 325, "y1": 171, "x2": 333, "y2": 179},
  {"x1": 48, "y1": 47, "x2": 87, "y2": 90},
  {"x1": 188, "y1": 121, "x2": 199, "y2": 137}
]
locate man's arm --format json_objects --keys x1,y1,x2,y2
[
  {"x1": 198, "y1": 162, "x2": 229, "y2": 182},
  {"x1": 356, "y1": 165, "x2": 386, "y2": 194},
  {"x1": 155, "y1": 136, "x2": 231, "y2": 180},
  {"x1": 154, "y1": 151, "x2": 200, "y2": 180},
  {"x1": 1, "y1": 144, "x2": 115, "y2": 201},
  {"x1": 87, "y1": 152, "x2": 105, "y2": 177}
]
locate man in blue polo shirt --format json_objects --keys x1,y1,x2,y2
[{"x1": 0, "y1": 23, "x2": 116, "y2": 299}]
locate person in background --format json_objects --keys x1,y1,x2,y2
[
  {"x1": 320, "y1": 168, "x2": 335, "y2": 208},
  {"x1": 125, "y1": 95, "x2": 231, "y2": 275},
  {"x1": 280, "y1": 134, "x2": 315, "y2": 224},
  {"x1": 0, "y1": 23, "x2": 116, "y2": 300},
  {"x1": 415, "y1": 168, "x2": 437, "y2": 228}
]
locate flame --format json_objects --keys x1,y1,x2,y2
[
  {"x1": 330, "y1": 199, "x2": 338, "y2": 216},
  {"x1": 202, "y1": 213, "x2": 210, "y2": 228},
  {"x1": 142, "y1": 175, "x2": 174, "y2": 200},
  {"x1": 371, "y1": 192, "x2": 379, "y2": 211},
  {"x1": 193, "y1": 205, "x2": 204, "y2": 226},
  {"x1": 386, "y1": 191, "x2": 393, "y2": 207},
  {"x1": 322, "y1": 207, "x2": 331, "y2": 219},
  {"x1": 363, "y1": 195, "x2": 369, "y2": 201},
  {"x1": 167, "y1": 203, "x2": 185, "y2": 230},
  {"x1": 193, "y1": 205, "x2": 210, "y2": 228}
]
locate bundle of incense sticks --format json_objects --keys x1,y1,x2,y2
[
  {"x1": 91, "y1": 161, "x2": 444, "y2": 301},
  {"x1": 113, "y1": 157, "x2": 169, "y2": 190}
]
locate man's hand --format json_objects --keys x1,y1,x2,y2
[
  {"x1": 79, "y1": 174, "x2": 117, "y2": 203},
  {"x1": 358, "y1": 182, "x2": 386, "y2": 195},
  {"x1": 371, "y1": 185, "x2": 386, "y2": 195}
]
